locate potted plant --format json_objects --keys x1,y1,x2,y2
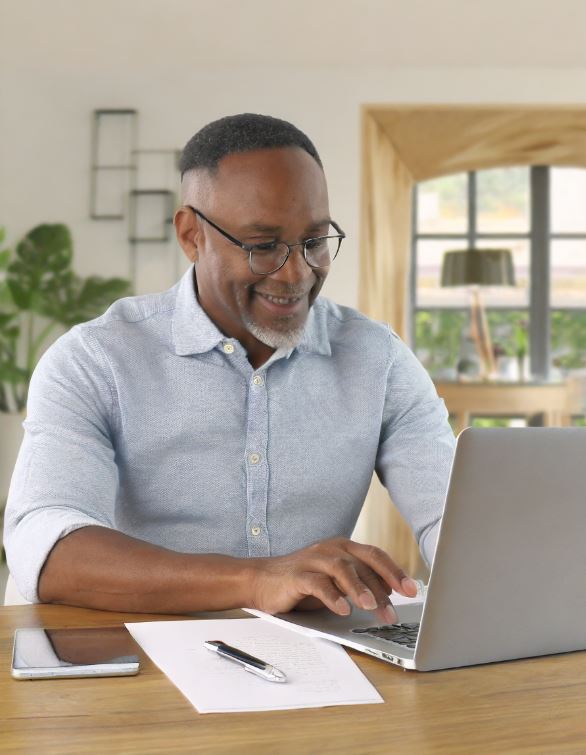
[{"x1": 0, "y1": 223, "x2": 132, "y2": 555}]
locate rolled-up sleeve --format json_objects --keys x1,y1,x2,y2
[
  {"x1": 375, "y1": 330, "x2": 456, "y2": 567},
  {"x1": 3, "y1": 326, "x2": 118, "y2": 601}
]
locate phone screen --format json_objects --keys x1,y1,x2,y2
[{"x1": 12, "y1": 626, "x2": 140, "y2": 678}]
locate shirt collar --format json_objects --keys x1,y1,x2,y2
[
  {"x1": 296, "y1": 303, "x2": 332, "y2": 357},
  {"x1": 171, "y1": 264, "x2": 331, "y2": 358},
  {"x1": 172, "y1": 267, "x2": 224, "y2": 355}
]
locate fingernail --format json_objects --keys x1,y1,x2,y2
[
  {"x1": 401, "y1": 577, "x2": 419, "y2": 596},
  {"x1": 335, "y1": 597, "x2": 351, "y2": 615},
  {"x1": 384, "y1": 603, "x2": 398, "y2": 623},
  {"x1": 359, "y1": 589, "x2": 377, "y2": 611}
]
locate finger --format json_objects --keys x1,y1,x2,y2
[
  {"x1": 374, "y1": 600, "x2": 398, "y2": 625},
  {"x1": 355, "y1": 569, "x2": 398, "y2": 624},
  {"x1": 324, "y1": 559, "x2": 383, "y2": 612},
  {"x1": 346, "y1": 542, "x2": 419, "y2": 597},
  {"x1": 297, "y1": 572, "x2": 351, "y2": 616}
]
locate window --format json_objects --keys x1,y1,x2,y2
[
  {"x1": 412, "y1": 167, "x2": 586, "y2": 392},
  {"x1": 550, "y1": 169, "x2": 586, "y2": 379}
]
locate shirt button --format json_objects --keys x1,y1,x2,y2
[
  {"x1": 252, "y1": 375, "x2": 264, "y2": 386},
  {"x1": 251, "y1": 526, "x2": 261, "y2": 536},
  {"x1": 249, "y1": 453, "x2": 261, "y2": 465},
  {"x1": 223, "y1": 343, "x2": 235, "y2": 354}
]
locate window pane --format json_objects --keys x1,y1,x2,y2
[
  {"x1": 477, "y1": 167, "x2": 530, "y2": 233},
  {"x1": 551, "y1": 311, "x2": 586, "y2": 371},
  {"x1": 417, "y1": 174, "x2": 467, "y2": 233},
  {"x1": 416, "y1": 240, "x2": 469, "y2": 307},
  {"x1": 472, "y1": 418, "x2": 528, "y2": 428},
  {"x1": 487, "y1": 310, "x2": 530, "y2": 365},
  {"x1": 475, "y1": 238, "x2": 530, "y2": 307},
  {"x1": 551, "y1": 168, "x2": 586, "y2": 233},
  {"x1": 414, "y1": 310, "x2": 467, "y2": 377},
  {"x1": 550, "y1": 240, "x2": 586, "y2": 307}
]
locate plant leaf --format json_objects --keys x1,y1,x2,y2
[
  {"x1": 0, "y1": 363, "x2": 28, "y2": 384},
  {"x1": 0, "y1": 312, "x2": 16, "y2": 329},
  {"x1": 52, "y1": 276, "x2": 132, "y2": 326},
  {"x1": 6, "y1": 280, "x2": 30, "y2": 309},
  {"x1": 0, "y1": 223, "x2": 131, "y2": 405},
  {"x1": 9, "y1": 224, "x2": 73, "y2": 310},
  {"x1": 17, "y1": 224, "x2": 72, "y2": 272}
]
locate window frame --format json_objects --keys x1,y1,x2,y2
[{"x1": 411, "y1": 165, "x2": 586, "y2": 380}]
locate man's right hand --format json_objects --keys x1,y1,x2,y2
[{"x1": 248, "y1": 537, "x2": 419, "y2": 623}]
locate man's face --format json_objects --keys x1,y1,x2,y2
[{"x1": 176, "y1": 147, "x2": 331, "y2": 357}]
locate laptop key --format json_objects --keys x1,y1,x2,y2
[{"x1": 351, "y1": 623, "x2": 420, "y2": 649}]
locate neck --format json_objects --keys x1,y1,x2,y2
[{"x1": 247, "y1": 341, "x2": 276, "y2": 369}]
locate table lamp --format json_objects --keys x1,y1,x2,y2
[{"x1": 441, "y1": 248, "x2": 516, "y2": 380}]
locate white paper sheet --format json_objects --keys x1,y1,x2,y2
[{"x1": 126, "y1": 618, "x2": 383, "y2": 713}]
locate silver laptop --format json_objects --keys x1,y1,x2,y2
[{"x1": 249, "y1": 427, "x2": 586, "y2": 671}]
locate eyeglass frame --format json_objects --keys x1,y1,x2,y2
[{"x1": 186, "y1": 205, "x2": 345, "y2": 276}]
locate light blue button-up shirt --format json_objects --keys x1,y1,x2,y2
[{"x1": 4, "y1": 266, "x2": 455, "y2": 601}]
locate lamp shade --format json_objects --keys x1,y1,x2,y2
[{"x1": 441, "y1": 248, "x2": 516, "y2": 287}]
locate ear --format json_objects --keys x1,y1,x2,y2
[{"x1": 174, "y1": 206, "x2": 202, "y2": 263}]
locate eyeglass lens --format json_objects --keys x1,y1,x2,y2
[{"x1": 250, "y1": 237, "x2": 341, "y2": 275}]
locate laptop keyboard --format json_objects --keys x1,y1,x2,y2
[{"x1": 351, "y1": 622, "x2": 420, "y2": 649}]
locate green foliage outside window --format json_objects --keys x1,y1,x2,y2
[
  {"x1": 416, "y1": 308, "x2": 586, "y2": 376},
  {"x1": 414, "y1": 309, "x2": 529, "y2": 377},
  {"x1": 414, "y1": 310, "x2": 466, "y2": 376},
  {"x1": 550, "y1": 311, "x2": 586, "y2": 370}
]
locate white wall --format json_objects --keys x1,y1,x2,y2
[{"x1": 3, "y1": 1, "x2": 586, "y2": 308}]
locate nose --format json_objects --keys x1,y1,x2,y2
[{"x1": 270, "y1": 245, "x2": 314, "y2": 285}]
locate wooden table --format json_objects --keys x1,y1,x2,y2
[
  {"x1": 3, "y1": 605, "x2": 586, "y2": 754},
  {"x1": 434, "y1": 379, "x2": 583, "y2": 435}
]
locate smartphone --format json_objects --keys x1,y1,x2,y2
[{"x1": 11, "y1": 626, "x2": 140, "y2": 680}]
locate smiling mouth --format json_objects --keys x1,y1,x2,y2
[
  {"x1": 254, "y1": 289, "x2": 308, "y2": 316},
  {"x1": 256, "y1": 292, "x2": 303, "y2": 305}
]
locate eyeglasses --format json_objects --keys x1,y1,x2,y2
[{"x1": 187, "y1": 206, "x2": 345, "y2": 276}]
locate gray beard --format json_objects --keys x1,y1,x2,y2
[{"x1": 243, "y1": 314, "x2": 305, "y2": 350}]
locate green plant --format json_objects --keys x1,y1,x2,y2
[
  {"x1": 551, "y1": 310, "x2": 586, "y2": 371},
  {"x1": 415, "y1": 310, "x2": 468, "y2": 375},
  {"x1": 0, "y1": 224, "x2": 132, "y2": 413},
  {"x1": 514, "y1": 320, "x2": 529, "y2": 360}
]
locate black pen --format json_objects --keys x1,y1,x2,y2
[{"x1": 204, "y1": 640, "x2": 287, "y2": 683}]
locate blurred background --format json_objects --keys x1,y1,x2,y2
[{"x1": 3, "y1": 0, "x2": 586, "y2": 307}]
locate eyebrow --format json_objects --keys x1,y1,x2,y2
[{"x1": 239, "y1": 218, "x2": 333, "y2": 236}]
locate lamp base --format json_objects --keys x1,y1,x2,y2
[{"x1": 469, "y1": 287, "x2": 497, "y2": 380}]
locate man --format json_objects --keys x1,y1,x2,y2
[{"x1": 4, "y1": 114, "x2": 455, "y2": 622}]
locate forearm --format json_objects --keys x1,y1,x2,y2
[
  {"x1": 38, "y1": 529, "x2": 418, "y2": 621},
  {"x1": 38, "y1": 526, "x2": 256, "y2": 613}
]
